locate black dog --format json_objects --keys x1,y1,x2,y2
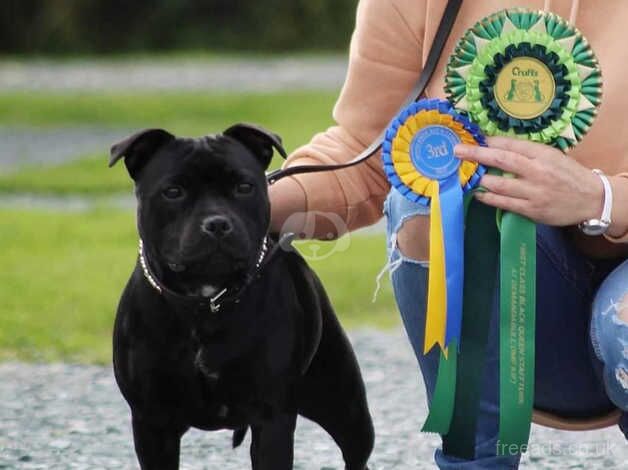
[{"x1": 109, "y1": 124, "x2": 374, "y2": 469}]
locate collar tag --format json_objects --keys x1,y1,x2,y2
[{"x1": 209, "y1": 288, "x2": 228, "y2": 313}]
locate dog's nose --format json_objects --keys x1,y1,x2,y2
[{"x1": 201, "y1": 215, "x2": 233, "y2": 238}]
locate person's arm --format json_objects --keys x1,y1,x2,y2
[{"x1": 269, "y1": 0, "x2": 427, "y2": 239}]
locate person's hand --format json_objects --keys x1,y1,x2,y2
[{"x1": 454, "y1": 136, "x2": 604, "y2": 226}]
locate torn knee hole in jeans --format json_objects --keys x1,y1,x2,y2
[
  {"x1": 395, "y1": 215, "x2": 430, "y2": 265},
  {"x1": 373, "y1": 215, "x2": 429, "y2": 302},
  {"x1": 618, "y1": 292, "x2": 628, "y2": 324},
  {"x1": 601, "y1": 291, "x2": 628, "y2": 326}
]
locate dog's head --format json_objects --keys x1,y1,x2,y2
[{"x1": 110, "y1": 124, "x2": 286, "y2": 295}]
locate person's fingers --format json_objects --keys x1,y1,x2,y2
[
  {"x1": 473, "y1": 191, "x2": 532, "y2": 219},
  {"x1": 479, "y1": 174, "x2": 534, "y2": 199},
  {"x1": 455, "y1": 144, "x2": 532, "y2": 176},
  {"x1": 485, "y1": 136, "x2": 550, "y2": 157}
]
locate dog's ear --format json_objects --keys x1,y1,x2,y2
[
  {"x1": 223, "y1": 123, "x2": 287, "y2": 169},
  {"x1": 109, "y1": 129, "x2": 175, "y2": 180}
]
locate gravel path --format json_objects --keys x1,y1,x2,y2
[
  {"x1": 0, "y1": 330, "x2": 625, "y2": 469},
  {"x1": 0, "y1": 57, "x2": 346, "y2": 93}
]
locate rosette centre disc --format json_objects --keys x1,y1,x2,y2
[
  {"x1": 410, "y1": 125, "x2": 461, "y2": 180},
  {"x1": 494, "y1": 57, "x2": 556, "y2": 120}
]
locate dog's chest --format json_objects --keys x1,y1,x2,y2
[{"x1": 190, "y1": 352, "x2": 287, "y2": 429}]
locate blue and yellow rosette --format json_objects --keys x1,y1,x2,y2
[{"x1": 382, "y1": 99, "x2": 486, "y2": 354}]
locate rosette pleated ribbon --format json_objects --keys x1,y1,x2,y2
[
  {"x1": 382, "y1": 98, "x2": 486, "y2": 435},
  {"x1": 445, "y1": 8, "x2": 602, "y2": 150},
  {"x1": 441, "y1": 8, "x2": 602, "y2": 458}
]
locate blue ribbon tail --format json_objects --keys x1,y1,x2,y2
[{"x1": 440, "y1": 176, "x2": 464, "y2": 349}]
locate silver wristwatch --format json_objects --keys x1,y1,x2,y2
[{"x1": 578, "y1": 169, "x2": 613, "y2": 236}]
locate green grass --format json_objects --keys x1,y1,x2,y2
[
  {"x1": 0, "y1": 209, "x2": 397, "y2": 364},
  {"x1": 0, "y1": 88, "x2": 398, "y2": 364},
  {"x1": 0, "y1": 90, "x2": 337, "y2": 194},
  {"x1": 0, "y1": 91, "x2": 336, "y2": 145},
  {"x1": 0, "y1": 154, "x2": 132, "y2": 195}
]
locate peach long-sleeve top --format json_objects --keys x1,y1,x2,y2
[{"x1": 272, "y1": 0, "x2": 628, "y2": 257}]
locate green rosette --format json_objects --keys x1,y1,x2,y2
[{"x1": 445, "y1": 8, "x2": 602, "y2": 150}]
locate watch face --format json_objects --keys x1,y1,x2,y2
[{"x1": 580, "y1": 219, "x2": 609, "y2": 236}]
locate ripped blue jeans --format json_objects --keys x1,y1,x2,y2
[{"x1": 383, "y1": 188, "x2": 628, "y2": 469}]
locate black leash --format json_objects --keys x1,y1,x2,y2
[{"x1": 266, "y1": 0, "x2": 463, "y2": 186}]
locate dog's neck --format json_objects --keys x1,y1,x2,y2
[{"x1": 138, "y1": 235, "x2": 290, "y2": 314}]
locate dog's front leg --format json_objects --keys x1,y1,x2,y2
[
  {"x1": 132, "y1": 414, "x2": 187, "y2": 470},
  {"x1": 250, "y1": 413, "x2": 297, "y2": 470}
]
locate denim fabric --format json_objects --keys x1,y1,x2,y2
[
  {"x1": 590, "y1": 260, "x2": 628, "y2": 412},
  {"x1": 383, "y1": 188, "x2": 627, "y2": 469}
]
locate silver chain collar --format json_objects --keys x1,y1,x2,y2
[{"x1": 138, "y1": 236, "x2": 270, "y2": 313}]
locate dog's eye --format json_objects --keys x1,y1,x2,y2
[
  {"x1": 162, "y1": 186, "x2": 185, "y2": 200},
  {"x1": 235, "y1": 183, "x2": 254, "y2": 195}
]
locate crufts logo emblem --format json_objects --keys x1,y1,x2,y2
[{"x1": 494, "y1": 57, "x2": 555, "y2": 120}]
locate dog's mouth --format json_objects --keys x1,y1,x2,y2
[
  {"x1": 160, "y1": 249, "x2": 252, "y2": 296},
  {"x1": 168, "y1": 262, "x2": 187, "y2": 273},
  {"x1": 163, "y1": 242, "x2": 249, "y2": 270}
]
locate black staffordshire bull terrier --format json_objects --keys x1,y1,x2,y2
[{"x1": 109, "y1": 124, "x2": 374, "y2": 469}]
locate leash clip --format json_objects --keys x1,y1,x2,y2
[{"x1": 209, "y1": 288, "x2": 228, "y2": 313}]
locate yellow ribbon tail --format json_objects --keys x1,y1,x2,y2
[{"x1": 423, "y1": 182, "x2": 447, "y2": 355}]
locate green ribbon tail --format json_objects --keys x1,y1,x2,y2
[
  {"x1": 422, "y1": 345, "x2": 457, "y2": 433},
  {"x1": 498, "y1": 211, "x2": 536, "y2": 451},
  {"x1": 442, "y1": 197, "x2": 500, "y2": 458}
]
